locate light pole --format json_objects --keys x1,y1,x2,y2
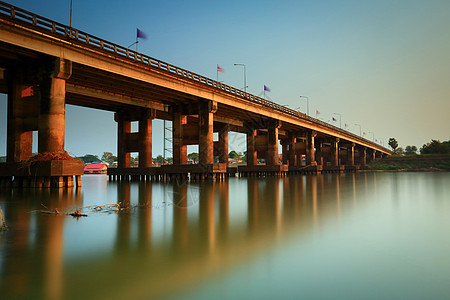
[
  {"x1": 70, "y1": 0, "x2": 73, "y2": 27},
  {"x1": 333, "y1": 112, "x2": 341, "y2": 128},
  {"x1": 354, "y1": 123, "x2": 361, "y2": 136},
  {"x1": 299, "y1": 96, "x2": 309, "y2": 116},
  {"x1": 234, "y1": 63, "x2": 247, "y2": 93},
  {"x1": 368, "y1": 131, "x2": 374, "y2": 141}
]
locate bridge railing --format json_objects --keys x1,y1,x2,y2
[{"x1": 0, "y1": 1, "x2": 388, "y2": 152}]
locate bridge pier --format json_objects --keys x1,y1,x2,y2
[{"x1": 0, "y1": 58, "x2": 84, "y2": 188}]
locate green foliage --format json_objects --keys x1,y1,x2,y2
[
  {"x1": 77, "y1": 154, "x2": 100, "y2": 164},
  {"x1": 388, "y1": 138, "x2": 398, "y2": 151},
  {"x1": 0, "y1": 156, "x2": 6, "y2": 163},
  {"x1": 101, "y1": 152, "x2": 117, "y2": 164},
  {"x1": 187, "y1": 152, "x2": 199, "y2": 163},
  {"x1": 420, "y1": 140, "x2": 450, "y2": 154},
  {"x1": 404, "y1": 145, "x2": 417, "y2": 155},
  {"x1": 154, "y1": 155, "x2": 165, "y2": 164}
]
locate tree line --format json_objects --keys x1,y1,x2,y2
[{"x1": 388, "y1": 138, "x2": 450, "y2": 155}]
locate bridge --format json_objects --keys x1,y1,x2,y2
[{"x1": 0, "y1": 1, "x2": 391, "y2": 188}]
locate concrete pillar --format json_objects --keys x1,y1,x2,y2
[
  {"x1": 173, "y1": 109, "x2": 187, "y2": 165},
  {"x1": 306, "y1": 130, "x2": 317, "y2": 165},
  {"x1": 116, "y1": 113, "x2": 131, "y2": 168},
  {"x1": 217, "y1": 124, "x2": 229, "y2": 164},
  {"x1": 139, "y1": 109, "x2": 155, "y2": 168},
  {"x1": 6, "y1": 66, "x2": 33, "y2": 162},
  {"x1": 331, "y1": 138, "x2": 340, "y2": 166},
  {"x1": 246, "y1": 128, "x2": 257, "y2": 166},
  {"x1": 281, "y1": 140, "x2": 288, "y2": 165},
  {"x1": 347, "y1": 143, "x2": 355, "y2": 166},
  {"x1": 360, "y1": 147, "x2": 367, "y2": 166},
  {"x1": 288, "y1": 136, "x2": 297, "y2": 166},
  {"x1": 38, "y1": 58, "x2": 71, "y2": 153},
  {"x1": 266, "y1": 120, "x2": 280, "y2": 166},
  {"x1": 199, "y1": 101, "x2": 217, "y2": 165},
  {"x1": 315, "y1": 141, "x2": 323, "y2": 166}
]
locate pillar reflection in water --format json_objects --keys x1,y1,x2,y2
[{"x1": 0, "y1": 188, "x2": 82, "y2": 300}]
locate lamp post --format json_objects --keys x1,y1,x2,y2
[
  {"x1": 299, "y1": 96, "x2": 309, "y2": 116},
  {"x1": 333, "y1": 112, "x2": 342, "y2": 128},
  {"x1": 368, "y1": 131, "x2": 374, "y2": 141},
  {"x1": 70, "y1": 0, "x2": 73, "y2": 27},
  {"x1": 354, "y1": 123, "x2": 361, "y2": 136},
  {"x1": 234, "y1": 63, "x2": 247, "y2": 93}
]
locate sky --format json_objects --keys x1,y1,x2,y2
[{"x1": 1, "y1": 0, "x2": 450, "y2": 158}]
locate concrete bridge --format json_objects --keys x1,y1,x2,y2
[{"x1": 0, "y1": 1, "x2": 391, "y2": 187}]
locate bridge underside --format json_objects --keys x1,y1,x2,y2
[{"x1": 0, "y1": 10, "x2": 389, "y2": 187}]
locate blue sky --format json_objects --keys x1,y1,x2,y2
[{"x1": 1, "y1": 0, "x2": 450, "y2": 157}]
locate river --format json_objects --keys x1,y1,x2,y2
[{"x1": 1, "y1": 172, "x2": 450, "y2": 299}]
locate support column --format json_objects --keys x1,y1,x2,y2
[
  {"x1": 288, "y1": 136, "x2": 297, "y2": 166},
  {"x1": 246, "y1": 127, "x2": 257, "y2": 166},
  {"x1": 217, "y1": 124, "x2": 229, "y2": 164},
  {"x1": 173, "y1": 108, "x2": 187, "y2": 165},
  {"x1": 115, "y1": 113, "x2": 131, "y2": 168},
  {"x1": 281, "y1": 140, "x2": 288, "y2": 165},
  {"x1": 38, "y1": 58, "x2": 71, "y2": 153},
  {"x1": 347, "y1": 143, "x2": 355, "y2": 166},
  {"x1": 315, "y1": 141, "x2": 323, "y2": 166},
  {"x1": 306, "y1": 130, "x2": 317, "y2": 166},
  {"x1": 6, "y1": 66, "x2": 33, "y2": 162},
  {"x1": 360, "y1": 147, "x2": 367, "y2": 166},
  {"x1": 331, "y1": 138, "x2": 340, "y2": 166},
  {"x1": 139, "y1": 109, "x2": 155, "y2": 168},
  {"x1": 266, "y1": 120, "x2": 280, "y2": 166},
  {"x1": 199, "y1": 101, "x2": 217, "y2": 165}
]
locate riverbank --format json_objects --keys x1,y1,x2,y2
[{"x1": 367, "y1": 154, "x2": 450, "y2": 171}]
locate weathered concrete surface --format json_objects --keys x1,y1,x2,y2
[{"x1": 0, "y1": 207, "x2": 6, "y2": 229}]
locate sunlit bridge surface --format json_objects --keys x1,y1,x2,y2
[{"x1": 1, "y1": 172, "x2": 450, "y2": 299}]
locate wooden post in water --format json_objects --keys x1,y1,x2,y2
[{"x1": 0, "y1": 207, "x2": 6, "y2": 229}]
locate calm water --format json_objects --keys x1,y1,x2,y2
[{"x1": 1, "y1": 172, "x2": 450, "y2": 300}]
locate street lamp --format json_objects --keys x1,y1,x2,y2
[
  {"x1": 333, "y1": 112, "x2": 342, "y2": 128},
  {"x1": 354, "y1": 123, "x2": 361, "y2": 136},
  {"x1": 234, "y1": 63, "x2": 247, "y2": 93},
  {"x1": 299, "y1": 96, "x2": 309, "y2": 116},
  {"x1": 70, "y1": 0, "x2": 73, "y2": 27},
  {"x1": 368, "y1": 131, "x2": 375, "y2": 141}
]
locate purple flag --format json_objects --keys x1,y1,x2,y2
[
  {"x1": 137, "y1": 28, "x2": 147, "y2": 39},
  {"x1": 264, "y1": 85, "x2": 271, "y2": 92}
]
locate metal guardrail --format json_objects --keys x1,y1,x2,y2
[{"x1": 0, "y1": 1, "x2": 389, "y2": 152}]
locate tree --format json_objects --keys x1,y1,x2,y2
[
  {"x1": 229, "y1": 151, "x2": 239, "y2": 159},
  {"x1": 187, "y1": 152, "x2": 199, "y2": 163},
  {"x1": 101, "y1": 152, "x2": 117, "y2": 163},
  {"x1": 77, "y1": 154, "x2": 100, "y2": 164},
  {"x1": 420, "y1": 140, "x2": 450, "y2": 154},
  {"x1": 154, "y1": 155, "x2": 165, "y2": 164},
  {"x1": 394, "y1": 147, "x2": 404, "y2": 155},
  {"x1": 388, "y1": 138, "x2": 398, "y2": 151},
  {"x1": 404, "y1": 145, "x2": 417, "y2": 155}
]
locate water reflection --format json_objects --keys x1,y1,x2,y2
[{"x1": 2, "y1": 173, "x2": 448, "y2": 299}]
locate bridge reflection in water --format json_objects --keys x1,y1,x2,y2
[{"x1": 0, "y1": 174, "x2": 375, "y2": 299}]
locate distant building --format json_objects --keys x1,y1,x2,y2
[{"x1": 84, "y1": 163, "x2": 108, "y2": 174}]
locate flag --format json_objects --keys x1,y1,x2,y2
[
  {"x1": 332, "y1": 117, "x2": 337, "y2": 122},
  {"x1": 264, "y1": 85, "x2": 271, "y2": 92},
  {"x1": 363, "y1": 132, "x2": 366, "y2": 136},
  {"x1": 345, "y1": 123, "x2": 348, "y2": 129},
  {"x1": 217, "y1": 64, "x2": 224, "y2": 72},
  {"x1": 316, "y1": 109, "x2": 320, "y2": 115},
  {"x1": 137, "y1": 28, "x2": 147, "y2": 39}
]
